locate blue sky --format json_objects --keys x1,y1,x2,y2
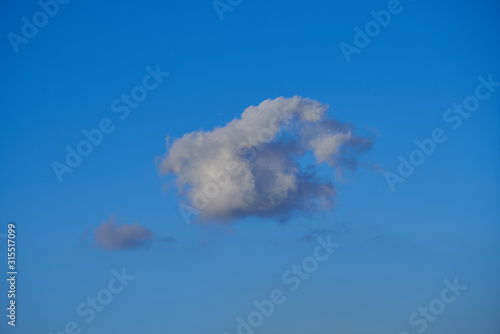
[{"x1": 0, "y1": 0, "x2": 499, "y2": 333}]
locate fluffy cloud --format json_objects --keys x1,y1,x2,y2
[
  {"x1": 92, "y1": 216, "x2": 155, "y2": 251},
  {"x1": 159, "y1": 96, "x2": 373, "y2": 222}
]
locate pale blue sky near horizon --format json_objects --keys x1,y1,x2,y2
[{"x1": 0, "y1": 0, "x2": 499, "y2": 333}]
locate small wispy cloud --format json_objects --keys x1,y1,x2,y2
[
  {"x1": 301, "y1": 222, "x2": 349, "y2": 242},
  {"x1": 91, "y1": 216, "x2": 156, "y2": 251}
]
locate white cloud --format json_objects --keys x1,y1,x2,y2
[{"x1": 159, "y1": 96, "x2": 374, "y2": 222}]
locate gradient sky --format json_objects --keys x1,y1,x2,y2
[{"x1": 1, "y1": 0, "x2": 499, "y2": 333}]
